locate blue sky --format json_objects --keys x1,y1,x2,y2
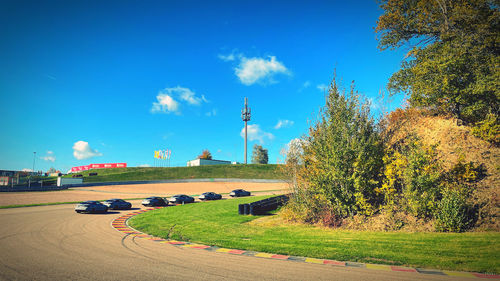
[{"x1": 0, "y1": 0, "x2": 407, "y2": 172}]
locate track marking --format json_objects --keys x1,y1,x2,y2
[{"x1": 111, "y1": 209, "x2": 500, "y2": 279}]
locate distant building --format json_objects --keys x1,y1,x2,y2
[
  {"x1": 0, "y1": 170, "x2": 17, "y2": 177},
  {"x1": 186, "y1": 159, "x2": 233, "y2": 167},
  {"x1": 0, "y1": 170, "x2": 30, "y2": 186}
]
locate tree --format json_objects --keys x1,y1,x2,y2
[
  {"x1": 251, "y1": 144, "x2": 268, "y2": 164},
  {"x1": 283, "y1": 138, "x2": 305, "y2": 165},
  {"x1": 47, "y1": 167, "x2": 57, "y2": 174},
  {"x1": 376, "y1": 0, "x2": 499, "y2": 124},
  {"x1": 297, "y1": 78, "x2": 385, "y2": 218},
  {"x1": 197, "y1": 149, "x2": 212, "y2": 160}
]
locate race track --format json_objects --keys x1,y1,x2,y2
[{"x1": 0, "y1": 202, "x2": 469, "y2": 280}]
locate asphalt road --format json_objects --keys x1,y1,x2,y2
[{"x1": 0, "y1": 203, "x2": 470, "y2": 281}]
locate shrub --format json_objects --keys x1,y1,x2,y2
[
  {"x1": 378, "y1": 136, "x2": 441, "y2": 218},
  {"x1": 435, "y1": 187, "x2": 475, "y2": 232},
  {"x1": 447, "y1": 155, "x2": 487, "y2": 183},
  {"x1": 471, "y1": 113, "x2": 499, "y2": 144},
  {"x1": 280, "y1": 187, "x2": 328, "y2": 224}
]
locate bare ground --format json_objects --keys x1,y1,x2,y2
[{"x1": 0, "y1": 181, "x2": 288, "y2": 206}]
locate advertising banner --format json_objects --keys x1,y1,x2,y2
[
  {"x1": 71, "y1": 165, "x2": 90, "y2": 172},
  {"x1": 71, "y1": 163, "x2": 127, "y2": 173}
]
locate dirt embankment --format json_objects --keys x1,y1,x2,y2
[{"x1": 386, "y1": 109, "x2": 499, "y2": 229}]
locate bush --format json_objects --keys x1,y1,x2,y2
[
  {"x1": 378, "y1": 136, "x2": 441, "y2": 218},
  {"x1": 280, "y1": 187, "x2": 329, "y2": 224},
  {"x1": 471, "y1": 113, "x2": 499, "y2": 144},
  {"x1": 435, "y1": 187, "x2": 475, "y2": 232},
  {"x1": 447, "y1": 155, "x2": 487, "y2": 183}
]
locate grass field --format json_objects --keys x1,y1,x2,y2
[
  {"x1": 64, "y1": 164, "x2": 283, "y2": 183},
  {"x1": 129, "y1": 195, "x2": 500, "y2": 274}
]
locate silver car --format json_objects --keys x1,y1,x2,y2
[
  {"x1": 229, "y1": 189, "x2": 251, "y2": 197},
  {"x1": 142, "y1": 196, "x2": 168, "y2": 207},
  {"x1": 75, "y1": 201, "x2": 108, "y2": 214},
  {"x1": 168, "y1": 194, "x2": 195, "y2": 204},
  {"x1": 103, "y1": 199, "x2": 132, "y2": 210},
  {"x1": 199, "y1": 192, "x2": 222, "y2": 201}
]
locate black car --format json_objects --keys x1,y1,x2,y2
[
  {"x1": 229, "y1": 189, "x2": 251, "y2": 197},
  {"x1": 75, "y1": 201, "x2": 108, "y2": 213},
  {"x1": 168, "y1": 194, "x2": 195, "y2": 204},
  {"x1": 142, "y1": 197, "x2": 168, "y2": 207},
  {"x1": 199, "y1": 192, "x2": 222, "y2": 201},
  {"x1": 103, "y1": 199, "x2": 132, "y2": 210}
]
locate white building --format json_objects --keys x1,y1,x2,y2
[{"x1": 186, "y1": 159, "x2": 234, "y2": 167}]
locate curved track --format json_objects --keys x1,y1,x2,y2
[{"x1": 0, "y1": 202, "x2": 470, "y2": 280}]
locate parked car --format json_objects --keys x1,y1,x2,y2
[
  {"x1": 199, "y1": 192, "x2": 222, "y2": 201},
  {"x1": 103, "y1": 199, "x2": 132, "y2": 210},
  {"x1": 142, "y1": 197, "x2": 168, "y2": 207},
  {"x1": 229, "y1": 189, "x2": 251, "y2": 197},
  {"x1": 75, "y1": 201, "x2": 108, "y2": 214},
  {"x1": 168, "y1": 194, "x2": 195, "y2": 204}
]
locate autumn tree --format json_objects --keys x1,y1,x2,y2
[
  {"x1": 376, "y1": 0, "x2": 499, "y2": 125},
  {"x1": 197, "y1": 149, "x2": 212, "y2": 160},
  {"x1": 251, "y1": 144, "x2": 268, "y2": 164}
]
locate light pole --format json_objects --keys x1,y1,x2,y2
[{"x1": 241, "y1": 97, "x2": 251, "y2": 164}]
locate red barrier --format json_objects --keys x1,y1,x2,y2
[{"x1": 71, "y1": 163, "x2": 126, "y2": 172}]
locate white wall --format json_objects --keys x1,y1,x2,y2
[
  {"x1": 186, "y1": 159, "x2": 231, "y2": 166},
  {"x1": 57, "y1": 177, "x2": 83, "y2": 186}
]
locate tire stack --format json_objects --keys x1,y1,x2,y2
[{"x1": 238, "y1": 195, "x2": 289, "y2": 215}]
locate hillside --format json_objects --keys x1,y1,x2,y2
[
  {"x1": 385, "y1": 109, "x2": 499, "y2": 230},
  {"x1": 64, "y1": 164, "x2": 283, "y2": 183}
]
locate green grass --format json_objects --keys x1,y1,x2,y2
[
  {"x1": 63, "y1": 164, "x2": 283, "y2": 183},
  {"x1": 129, "y1": 196, "x2": 500, "y2": 274}
]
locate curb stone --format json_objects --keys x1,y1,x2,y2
[{"x1": 111, "y1": 208, "x2": 500, "y2": 279}]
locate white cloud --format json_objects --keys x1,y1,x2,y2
[
  {"x1": 218, "y1": 53, "x2": 236, "y2": 61},
  {"x1": 22, "y1": 168, "x2": 33, "y2": 172},
  {"x1": 274, "y1": 119, "x2": 294, "y2": 129},
  {"x1": 41, "y1": 151, "x2": 56, "y2": 162},
  {"x1": 151, "y1": 86, "x2": 207, "y2": 114},
  {"x1": 317, "y1": 84, "x2": 328, "y2": 92},
  {"x1": 72, "y1": 141, "x2": 103, "y2": 160},
  {"x1": 151, "y1": 93, "x2": 179, "y2": 113},
  {"x1": 240, "y1": 124, "x2": 274, "y2": 144},
  {"x1": 206, "y1": 109, "x2": 217, "y2": 117},
  {"x1": 235, "y1": 56, "x2": 290, "y2": 85},
  {"x1": 298, "y1": 81, "x2": 311, "y2": 92},
  {"x1": 219, "y1": 52, "x2": 290, "y2": 86},
  {"x1": 179, "y1": 88, "x2": 205, "y2": 105},
  {"x1": 138, "y1": 164, "x2": 151, "y2": 167}
]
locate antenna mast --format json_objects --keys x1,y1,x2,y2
[{"x1": 241, "y1": 97, "x2": 251, "y2": 164}]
